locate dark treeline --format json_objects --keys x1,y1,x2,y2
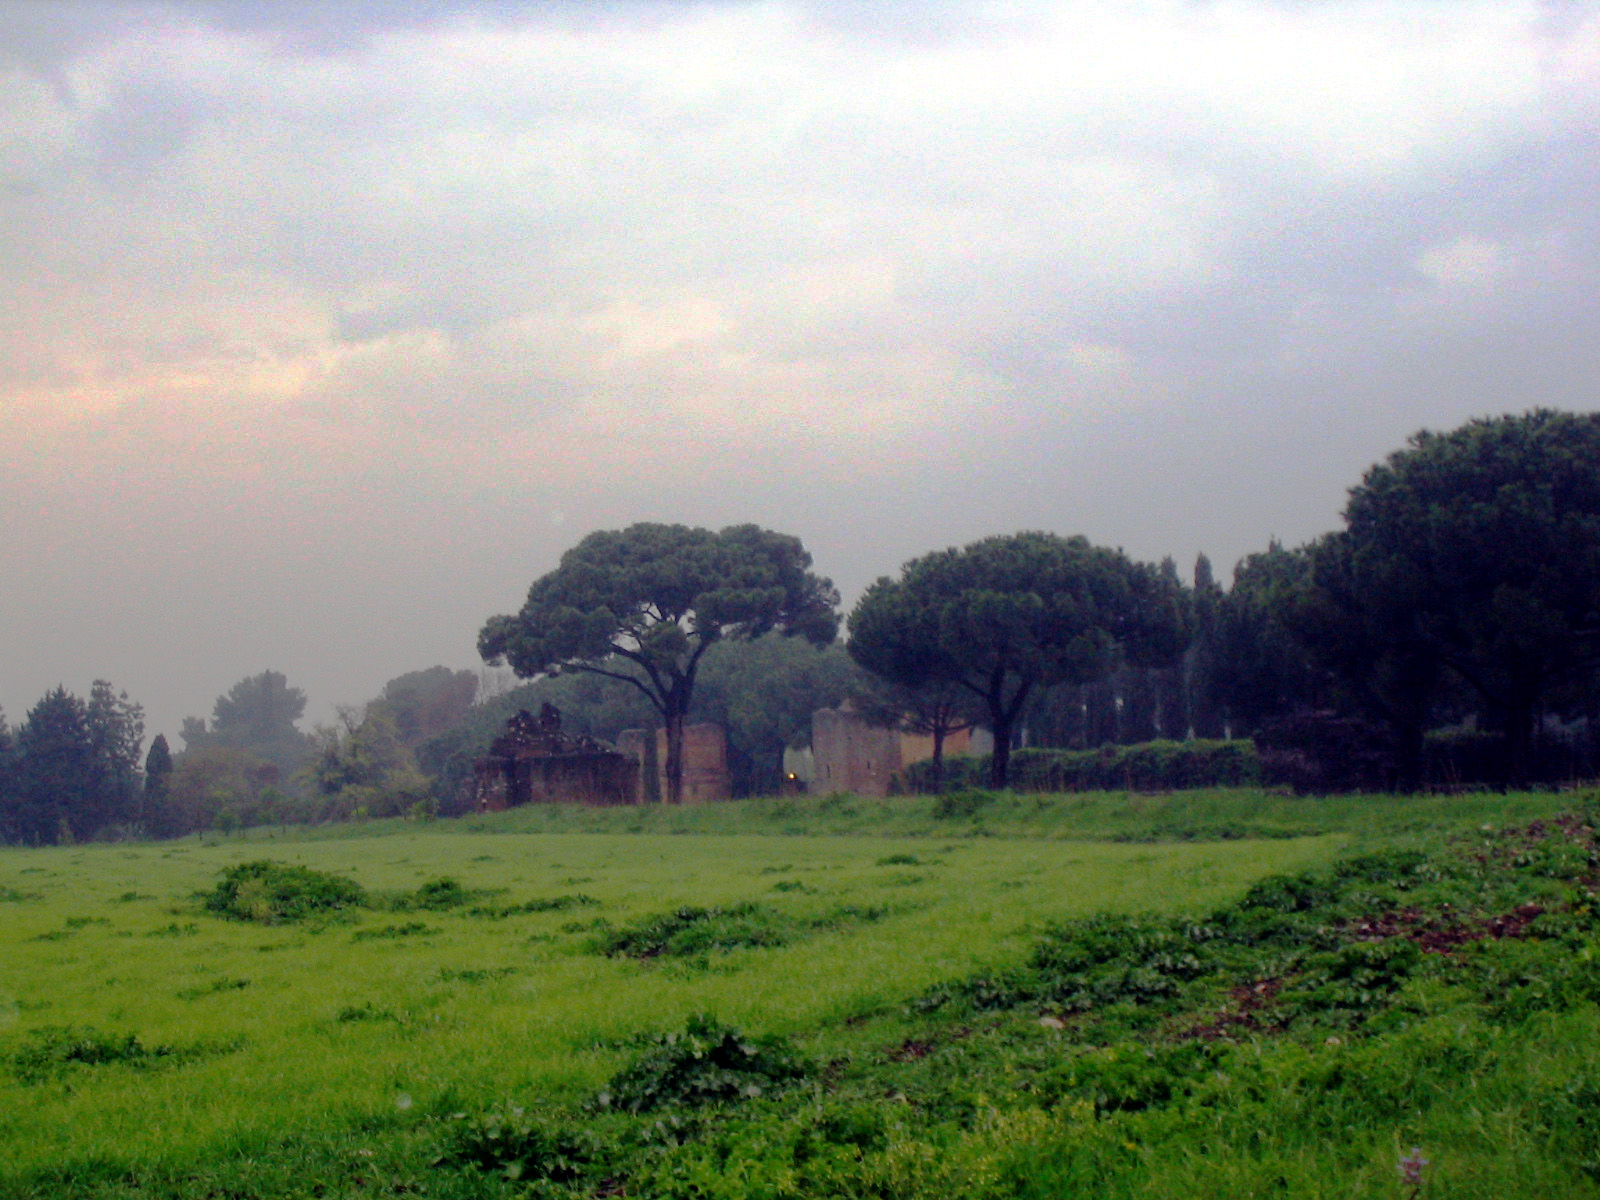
[{"x1": 5, "y1": 408, "x2": 1599, "y2": 844}]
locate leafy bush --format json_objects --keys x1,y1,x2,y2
[
  {"x1": 202, "y1": 860, "x2": 366, "y2": 923},
  {"x1": 596, "y1": 1014, "x2": 810, "y2": 1113}
]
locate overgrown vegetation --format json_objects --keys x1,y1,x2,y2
[
  {"x1": 427, "y1": 810, "x2": 1600, "y2": 1198},
  {"x1": 5, "y1": 792, "x2": 1600, "y2": 1199}
]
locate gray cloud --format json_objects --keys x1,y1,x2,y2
[{"x1": 2, "y1": 0, "x2": 1598, "y2": 739}]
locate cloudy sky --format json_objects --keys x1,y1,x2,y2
[{"x1": 3, "y1": 0, "x2": 1598, "y2": 742}]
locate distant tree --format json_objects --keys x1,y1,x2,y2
[
  {"x1": 306, "y1": 706, "x2": 428, "y2": 820},
  {"x1": 1116, "y1": 664, "x2": 1160, "y2": 744},
  {"x1": 848, "y1": 532, "x2": 1188, "y2": 788},
  {"x1": 85, "y1": 680, "x2": 144, "y2": 832},
  {"x1": 371, "y1": 667, "x2": 479, "y2": 747},
  {"x1": 182, "y1": 670, "x2": 313, "y2": 780},
  {"x1": 1210, "y1": 542, "x2": 1323, "y2": 736},
  {"x1": 164, "y1": 745, "x2": 282, "y2": 836},
  {"x1": 143, "y1": 734, "x2": 173, "y2": 832},
  {"x1": 1293, "y1": 532, "x2": 1441, "y2": 790},
  {"x1": 692, "y1": 636, "x2": 864, "y2": 795},
  {"x1": 1302, "y1": 410, "x2": 1600, "y2": 786},
  {"x1": 480, "y1": 523, "x2": 839, "y2": 804},
  {"x1": 0, "y1": 708, "x2": 14, "y2": 839},
  {"x1": 1185, "y1": 553, "x2": 1225, "y2": 739},
  {"x1": 1083, "y1": 678, "x2": 1119, "y2": 748}
]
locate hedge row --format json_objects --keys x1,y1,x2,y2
[{"x1": 900, "y1": 738, "x2": 1261, "y2": 794}]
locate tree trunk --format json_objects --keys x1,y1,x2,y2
[
  {"x1": 1394, "y1": 721, "x2": 1424, "y2": 794},
  {"x1": 930, "y1": 725, "x2": 946, "y2": 793},
  {"x1": 664, "y1": 708, "x2": 685, "y2": 804},
  {"x1": 989, "y1": 714, "x2": 1013, "y2": 789},
  {"x1": 1505, "y1": 697, "x2": 1536, "y2": 791}
]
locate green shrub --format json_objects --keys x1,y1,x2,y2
[
  {"x1": 595, "y1": 1014, "x2": 810, "y2": 1113},
  {"x1": 202, "y1": 860, "x2": 366, "y2": 924}
]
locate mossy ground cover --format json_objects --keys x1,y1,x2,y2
[{"x1": 0, "y1": 787, "x2": 1592, "y2": 1198}]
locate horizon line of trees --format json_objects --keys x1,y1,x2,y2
[{"x1": 6, "y1": 408, "x2": 1599, "y2": 842}]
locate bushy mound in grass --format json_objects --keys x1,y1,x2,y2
[
  {"x1": 595, "y1": 1014, "x2": 810, "y2": 1113},
  {"x1": 202, "y1": 860, "x2": 367, "y2": 923}
]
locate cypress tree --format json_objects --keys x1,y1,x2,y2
[{"x1": 143, "y1": 734, "x2": 173, "y2": 834}]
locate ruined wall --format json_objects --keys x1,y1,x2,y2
[
  {"x1": 811, "y1": 706, "x2": 903, "y2": 797},
  {"x1": 810, "y1": 708, "x2": 978, "y2": 797},
  {"x1": 615, "y1": 723, "x2": 732, "y2": 803},
  {"x1": 471, "y1": 707, "x2": 640, "y2": 809}
]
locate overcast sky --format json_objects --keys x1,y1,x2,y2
[{"x1": 3, "y1": 0, "x2": 1598, "y2": 743}]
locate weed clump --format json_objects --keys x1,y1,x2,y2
[
  {"x1": 597, "y1": 901, "x2": 891, "y2": 960},
  {"x1": 392, "y1": 877, "x2": 479, "y2": 911},
  {"x1": 469, "y1": 893, "x2": 599, "y2": 918},
  {"x1": 436, "y1": 1105, "x2": 605, "y2": 1188},
  {"x1": 203, "y1": 861, "x2": 366, "y2": 924},
  {"x1": 596, "y1": 1014, "x2": 810, "y2": 1113},
  {"x1": 351, "y1": 921, "x2": 437, "y2": 941},
  {"x1": 596, "y1": 903, "x2": 798, "y2": 959},
  {"x1": 9, "y1": 1026, "x2": 175, "y2": 1084}
]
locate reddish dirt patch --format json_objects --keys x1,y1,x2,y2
[
  {"x1": 1184, "y1": 977, "x2": 1287, "y2": 1041},
  {"x1": 1341, "y1": 901, "x2": 1546, "y2": 954},
  {"x1": 889, "y1": 1039, "x2": 935, "y2": 1061}
]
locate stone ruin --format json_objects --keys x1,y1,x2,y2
[
  {"x1": 470, "y1": 704, "x2": 732, "y2": 809},
  {"x1": 471, "y1": 703, "x2": 639, "y2": 810}
]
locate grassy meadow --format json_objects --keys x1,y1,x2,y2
[{"x1": 1, "y1": 786, "x2": 1596, "y2": 1198}]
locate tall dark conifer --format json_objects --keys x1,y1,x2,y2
[
  {"x1": 13, "y1": 688, "x2": 95, "y2": 844},
  {"x1": 1186, "y1": 553, "x2": 1226, "y2": 738},
  {"x1": 143, "y1": 734, "x2": 173, "y2": 833}
]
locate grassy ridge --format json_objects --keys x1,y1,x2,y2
[
  {"x1": 0, "y1": 788, "x2": 1592, "y2": 1198},
  {"x1": 294, "y1": 784, "x2": 1582, "y2": 844}
]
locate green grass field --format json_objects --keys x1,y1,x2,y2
[{"x1": 1, "y1": 787, "x2": 1595, "y2": 1198}]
